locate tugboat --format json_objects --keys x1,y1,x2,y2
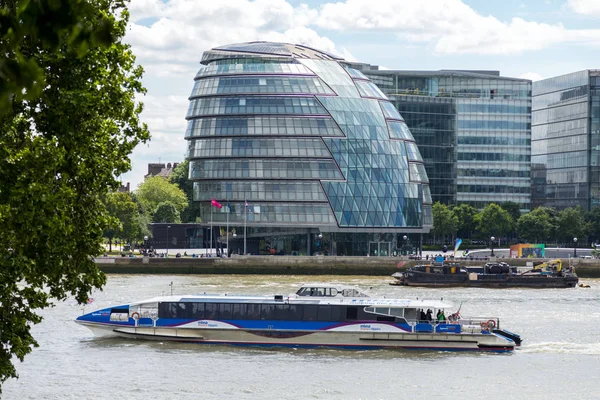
[{"x1": 391, "y1": 259, "x2": 578, "y2": 288}]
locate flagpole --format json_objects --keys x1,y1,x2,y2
[
  {"x1": 244, "y1": 200, "x2": 247, "y2": 255},
  {"x1": 226, "y1": 201, "x2": 229, "y2": 258},
  {"x1": 210, "y1": 203, "x2": 213, "y2": 257}
]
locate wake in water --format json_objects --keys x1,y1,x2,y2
[{"x1": 520, "y1": 341, "x2": 600, "y2": 355}]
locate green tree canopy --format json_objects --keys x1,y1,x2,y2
[
  {"x1": 136, "y1": 176, "x2": 188, "y2": 214},
  {"x1": 153, "y1": 201, "x2": 181, "y2": 223},
  {"x1": 103, "y1": 191, "x2": 149, "y2": 250},
  {"x1": 516, "y1": 207, "x2": 557, "y2": 243},
  {"x1": 432, "y1": 202, "x2": 458, "y2": 242},
  {"x1": 478, "y1": 203, "x2": 514, "y2": 241},
  {"x1": 452, "y1": 203, "x2": 477, "y2": 239},
  {"x1": 0, "y1": 1, "x2": 149, "y2": 388},
  {"x1": 556, "y1": 206, "x2": 587, "y2": 244},
  {"x1": 586, "y1": 206, "x2": 600, "y2": 244},
  {"x1": 170, "y1": 159, "x2": 201, "y2": 222}
]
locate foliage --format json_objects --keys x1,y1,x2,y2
[
  {"x1": 103, "y1": 192, "x2": 149, "y2": 249},
  {"x1": 431, "y1": 202, "x2": 458, "y2": 242},
  {"x1": 500, "y1": 201, "x2": 522, "y2": 223},
  {"x1": 153, "y1": 201, "x2": 181, "y2": 223},
  {"x1": 517, "y1": 207, "x2": 557, "y2": 243},
  {"x1": 556, "y1": 206, "x2": 587, "y2": 244},
  {"x1": 0, "y1": 1, "x2": 149, "y2": 388},
  {"x1": 452, "y1": 203, "x2": 477, "y2": 239},
  {"x1": 0, "y1": 0, "x2": 116, "y2": 114},
  {"x1": 477, "y1": 203, "x2": 514, "y2": 241},
  {"x1": 170, "y1": 160, "x2": 201, "y2": 222},
  {"x1": 136, "y1": 176, "x2": 188, "y2": 215},
  {"x1": 585, "y1": 206, "x2": 600, "y2": 244}
]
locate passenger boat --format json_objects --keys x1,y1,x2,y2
[
  {"x1": 391, "y1": 259, "x2": 578, "y2": 288},
  {"x1": 75, "y1": 283, "x2": 520, "y2": 352}
]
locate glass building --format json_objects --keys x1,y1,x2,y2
[
  {"x1": 532, "y1": 70, "x2": 600, "y2": 210},
  {"x1": 357, "y1": 68, "x2": 532, "y2": 211},
  {"x1": 184, "y1": 42, "x2": 431, "y2": 256}
]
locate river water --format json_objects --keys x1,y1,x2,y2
[{"x1": 4, "y1": 274, "x2": 600, "y2": 400}]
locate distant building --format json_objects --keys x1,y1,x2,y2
[
  {"x1": 532, "y1": 70, "x2": 600, "y2": 210},
  {"x1": 356, "y1": 66, "x2": 532, "y2": 211},
  {"x1": 145, "y1": 162, "x2": 180, "y2": 180}
]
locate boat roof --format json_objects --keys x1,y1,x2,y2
[{"x1": 128, "y1": 293, "x2": 452, "y2": 309}]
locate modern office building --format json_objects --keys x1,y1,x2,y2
[
  {"x1": 356, "y1": 68, "x2": 532, "y2": 211},
  {"x1": 183, "y1": 42, "x2": 431, "y2": 256},
  {"x1": 532, "y1": 70, "x2": 600, "y2": 210}
]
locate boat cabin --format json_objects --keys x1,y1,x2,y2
[{"x1": 295, "y1": 284, "x2": 369, "y2": 298}]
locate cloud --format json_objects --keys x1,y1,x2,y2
[
  {"x1": 567, "y1": 0, "x2": 600, "y2": 16},
  {"x1": 315, "y1": 0, "x2": 600, "y2": 54}
]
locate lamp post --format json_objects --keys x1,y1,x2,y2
[
  {"x1": 143, "y1": 235, "x2": 148, "y2": 254},
  {"x1": 573, "y1": 237, "x2": 578, "y2": 258},
  {"x1": 166, "y1": 225, "x2": 171, "y2": 257},
  {"x1": 490, "y1": 236, "x2": 495, "y2": 257},
  {"x1": 403, "y1": 235, "x2": 408, "y2": 255}
]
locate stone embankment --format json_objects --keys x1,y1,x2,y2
[{"x1": 95, "y1": 256, "x2": 600, "y2": 278}]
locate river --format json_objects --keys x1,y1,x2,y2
[{"x1": 4, "y1": 274, "x2": 600, "y2": 400}]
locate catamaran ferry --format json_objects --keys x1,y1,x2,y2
[{"x1": 76, "y1": 283, "x2": 521, "y2": 352}]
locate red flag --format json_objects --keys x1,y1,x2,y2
[{"x1": 211, "y1": 199, "x2": 222, "y2": 208}]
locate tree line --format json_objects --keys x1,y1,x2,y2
[
  {"x1": 103, "y1": 160, "x2": 199, "y2": 250},
  {"x1": 431, "y1": 201, "x2": 596, "y2": 246}
]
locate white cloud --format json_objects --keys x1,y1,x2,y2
[
  {"x1": 567, "y1": 0, "x2": 600, "y2": 16},
  {"x1": 315, "y1": 0, "x2": 600, "y2": 54},
  {"x1": 518, "y1": 72, "x2": 544, "y2": 81}
]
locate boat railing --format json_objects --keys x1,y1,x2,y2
[{"x1": 411, "y1": 316, "x2": 500, "y2": 334}]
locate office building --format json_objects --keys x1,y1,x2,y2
[
  {"x1": 359, "y1": 68, "x2": 532, "y2": 211},
  {"x1": 532, "y1": 70, "x2": 600, "y2": 210}
]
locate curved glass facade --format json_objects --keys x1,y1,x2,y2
[{"x1": 185, "y1": 42, "x2": 431, "y2": 256}]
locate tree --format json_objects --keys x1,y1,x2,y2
[
  {"x1": 154, "y1": 201, "x2": 181, "y2": 223},
  {"x1": 478, "y1": 203, "x2": 514, "y2": 243},
  {"x1": 452, "y1": 204, "x2": 477, "y2": 239},
  {"x1": 500, "y1": 201, "x2": 521, "y2": 223},
  {"x1": 136, "y1": 176, "x2": 188, "y2": 215},
  {"x1": 431, "y1": 202, "x2": 458, "y2": 243},
  {"x1": 556, "y1": 206, "x2": 587, "y2": 244},
  {"x1": 517, "y1": 207, "x2": 557, "y2": 243},
  {"x1": 0, "y1": 2, "x2": 149, "y2": 388},
  {"x1": 170, "y1": 159, "x2": 201, "y2": 222},
  {"x1": 103, "y1": 192, "x2": 148, "y2": 250},
  {"x1": 0, "y1": 0, "x2": 115, "y2": 114},
  {"x1": 585, "y1": 206, "x2": 600, "y2": 244}
]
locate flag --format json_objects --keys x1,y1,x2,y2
[
  {"x1": 453, "y1": 238, "x2": 462, "y2": 257},
  {"x1": 211, "y1": 199, "x2": 222, "y2": 208},
  {"x1": 227, "y1": 202, "x2": 233, "y2": 214},
  {"x1": 245, "y1": 200, "x2": 253, "y2": 214}
]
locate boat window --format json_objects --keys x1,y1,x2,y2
[
  {"x1": 260, "y1": 304, "x2": 275, "y2": 320},
  {"x1": 331, "y1": 306, "x2": 343, "y2": 321},
  {"x1": 404, "y1": 308, "x2": 418, "y2": 321},
  {"x1": 346, "y1": 307, "x2": 358, "y2": 320},
  {"x1": 341, "y1": 288, "x2": 368, "y2": 298},
  {"x1": 247, "y1": 303, "x2": 261, "y2": 319},
  {"x1": 317, "y1": 305, "x2": 332, "y2": 321},
  {"x1": 388, "y1": 308, "x2": 404, "y2": 317},
  {"x1": 219, "y1": 303, "x2": 233, "y2": 319},
  {"x1": 303, "y1": 305, "x2": 318, "y2": 321},
  {"x1": 375, "y1": 307, "x2": 390, "y2": 315},
  {"x1": 232, "y1": 303, "x2": 246, "y2": 319},
  {"x1": 205, "y1": 303, "x2": 218, "y2": 319}
]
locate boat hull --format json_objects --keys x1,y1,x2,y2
[
  {"x1": 392, "y1": 271, "x2": 579, "y2": 288},
  {"x1": 76, "y1": 322, "x2": 515, "y2": 352}
]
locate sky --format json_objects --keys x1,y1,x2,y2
[{"x1": 119, "y1": 0, "x2": 600, "y2": 188}]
